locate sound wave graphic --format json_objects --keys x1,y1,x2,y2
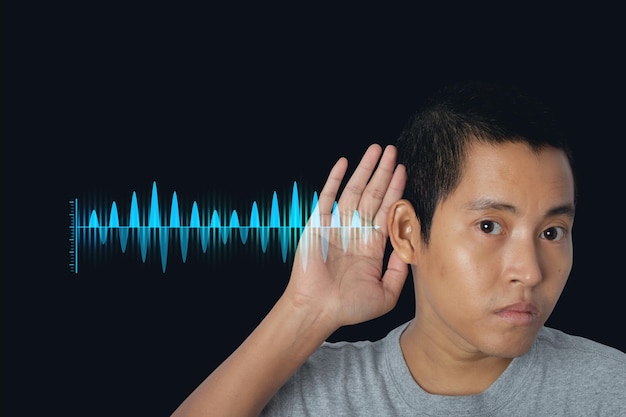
[{"x1": 69, "y1": 181, "x2": 375, "y2": 273}]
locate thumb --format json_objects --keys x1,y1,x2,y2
[{"x1": 380, "y1": 250, "x2": 410, "y2": 311}]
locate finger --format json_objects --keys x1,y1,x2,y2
[
  {"x1": 314, "y1": 156, "x2": 348, "y2": 226},
  {"x1": 336, "y1": 144, "x2": 383, "y2": 216},
  {"x1": 372, "y1": 163, "x2": 406, "y2": 235},
  {"x1": 355, "y1": 145, "x2": 401, "y2": 223}
]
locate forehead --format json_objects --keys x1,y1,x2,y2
[{"x1": 452, "y1": 141, "x2": 575, "y2": 207}]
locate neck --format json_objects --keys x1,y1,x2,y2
[{"x1": 400, "y1": 318, "x2": 513, "y2": 396}]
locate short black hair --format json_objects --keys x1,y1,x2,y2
[{"x1": 396, "y1": 80, "x2": 575, "y2": 243}]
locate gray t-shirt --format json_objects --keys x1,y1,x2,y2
[{"x1": 261, "y1": 322, "x2": 626, "y2": 416}]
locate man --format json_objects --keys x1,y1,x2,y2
[{"x1": 172, "y1": 81, "x2": 626, "y2": 416}]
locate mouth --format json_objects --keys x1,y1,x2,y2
[{"x1": 495, "y1": 302, "x2": 540, "y2": 326}]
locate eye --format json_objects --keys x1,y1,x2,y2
[
  {"x1": 479, "y1": 220, "x2": 503, "y2": 235},
  {"x1": 541, "y1": 226, "x2": 566, "y2": 241}
]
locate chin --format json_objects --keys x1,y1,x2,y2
[{"x1": 480, "y1": 330, "x2": 540, "y2": 359}]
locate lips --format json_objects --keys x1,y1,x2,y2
[{"x1": 495, "y1": 302, "x2": 540, "y2": 326}]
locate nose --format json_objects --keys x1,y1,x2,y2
[{"x1": 505, "y1": 237, "x2": 543, "y2": 287}]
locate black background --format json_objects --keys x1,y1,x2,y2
[{"x1": 5, "y1": 5, "x2": 625, "y2": 416}]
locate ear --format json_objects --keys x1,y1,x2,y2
[{"x1": 387, "y1": 199, "x2": 421, "y2": 264}]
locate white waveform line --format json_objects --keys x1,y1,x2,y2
[{"x1": 299, "y1": 205, "x2": 379, "y2": 272}]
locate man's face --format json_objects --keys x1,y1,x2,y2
[{"x1": 414, "y1": 141, "x2": 575, "y2": 358}]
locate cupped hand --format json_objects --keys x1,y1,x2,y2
[{"x1": 285, "y1": 144, "x2": 409, "y2": 331}]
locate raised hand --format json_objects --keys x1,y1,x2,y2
[
  {"x1": 285, "y1": 143, "x2": 408, "y2": 330},
  {"x1": 170, "y1": 144, "x2": 408, "y2": 417}
]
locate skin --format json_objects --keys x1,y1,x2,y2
[
  {"x1": 171, "y1": 141, "x2": 576, "y2": 416},
  {"x1": 389, "y1": 140, "x2": 575, "y2": 395}
]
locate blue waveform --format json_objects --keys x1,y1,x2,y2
[{"x1": 72, "y1": 181, "x2": 372, "y2": 273}]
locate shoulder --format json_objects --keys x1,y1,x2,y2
[
  {"x1": 303, "y1": 332, "x2": 391, "y2": 377},
  {"x1": 260, "y1": 323, "x2": 409, "y2": 416},
  {"x1": 534, "y1": 327, "x2": 626, "y2": 392},
  {"x1": 307, "y1": 322, "x2": 408, "y2": 369},
  {"x1": 527, "y1": 327, "x2": 626, "y2": 414},
  {"x1": 537, "y1": 326, "x2": 626, "y2": 365}
]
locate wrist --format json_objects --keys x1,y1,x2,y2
[{"x1": 273, "y1": 290, "x2": 339, "y2": 349}]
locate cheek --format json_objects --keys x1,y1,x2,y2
[
  {"x1": 437, "y1": 227, "x2": 499, "y2": 277},
  {"x1": 541, "y1": 235, "x2": 573, "y2": 273},
  {"x1": 423, "y1": 235, "x2": 497, "y2": 312},
  {"x1": 541, "y1": 248, "x2": 572, "y2": 299}
]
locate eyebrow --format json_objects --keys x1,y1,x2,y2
[{"x1": 464, "y1": 198, "x2": 576, "y2": 218}]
